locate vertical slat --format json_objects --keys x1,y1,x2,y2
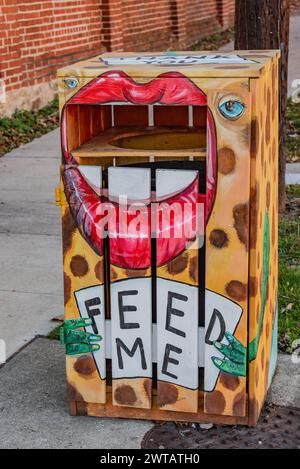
[
  {"x1": 204, "y1": 86, "x2": 251, "y2": 417},
  {"x1": 108, "y1": 167, "x2": 153, "y2": 409},
  {"x1": 78, "y1": 105, "x2": 92, "y2": 145},
  {"x1": 156, "y1": 169, "x2": 200, "y2": 413},
  {"x1": 62, "y1": 165, "x2": 106, "y2": 404},
  {"x1": 66, "y1": 104, "x2": 79, "y2": 151}
]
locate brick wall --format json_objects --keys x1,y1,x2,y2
[{"x1": 0, "y1": 0, "x2": 235, "y2": 116}]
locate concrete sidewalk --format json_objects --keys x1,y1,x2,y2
[
  {"x1": 0, "y1": 338, "x2": 152, "y2": 449},
  {"x1": 0, "y1": 337, "x2": 298, "y2": 449},
  {"x1": 0, "y1": 129, "x2": 63, "y2": 358}
]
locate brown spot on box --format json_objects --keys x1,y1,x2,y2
[
  {"x1": 218, "y1": 147, "x2": 236, "y2": 175},
  {"x1": 64, "y1": 272, "x2": 71, "y2": 305},
  {"x1": 266, "y1": 182, "x2": 271, "y2": 209},
  {"x1": 232, "y1": 390, "x2": 246, "y2": 415},
  {"x1": 157, "y1": 382, "x2": 178, "y2": 407},
  {"x1": 265, "y1": 359, "x2": 269, "y2": 385},
  {"x1": 257, "y1": 251, "x2": 260, "y2": 269},
  {"x1": 94, "y1": 260, "x2": 104, "y2": 283},
  {"x1": 256, "y1": 303, "x2": 260, "y2": 323},
  {"x1": 189, "y1": 256, "x2": 198, "y2": 283},
  {"x1": 70, "y1": 255, "x2": 89, "y2": 277},
  {"x1": 110, "y1": 267, "x2": 118, "y2": 281},
  {"x1": 266, "y1": 90, "x2": 271, "y2": 144},
  {"x1": 272, "y1": 138, "x2": 276, "y2": 161},
  {"x1": 126, "y1": 268, "x2": 148, "y2": 278},
  {"x1": 272, "y1": 214, "x2": 276, "y2": 245},
  {"x1": 251, "y1": 119, "x2": 259, "y2": 155},
  {"x1": 241, "y1": 123, "x2": 250, "y2": 146},
  {"x1": 249, "y1": 276, "x2": 258, "y2": 297},
  {"x1": 143, "y1": 379, "x2": 152, "y2": 404},
  {"x1": 62, "y1": 208, "x2": 76, "y2": 254},
  {"x1": 114, "y1": 385, "x2": 137, "y2": 406},
  {"x1": 167, "y1": 252, "x2": 188, "y2": 275},
  {"x1": 250, "y1": 184, "x2": 259, "y2": 249},
  {"x1": 74, "y1": 355, "x2": 97, "y2": 377},
  {"x1": 205, "y1": 390, "x2": 226, "y2": 415},
  {"x1": 225, "y1": 280, "x2": 247, "y2": 302},
  {"x1": 261, "y1": 347, "x2": 265, "y2": 370},
  {"x1": 220, "y1": 372, "x2": 240, "y2": 391},
  {"x1": 233, "y1": 202, "x2": 249, "y2": 249},
  {"x1": 67, "y1": 383, "x2": 85, "y2": 402},
  {"x1": 209, "y1": 229, "x2": 229, "y2": 248},
  {"x1": 255, "y1": 367, "x2": 260, "y2": 387}
]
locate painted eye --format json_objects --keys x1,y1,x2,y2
[
  {"x1": 64, "y1": 78, "x2": 78, "y2": 89},
  {"x1": 219, "y1": 99, "x2": 245, "y2": 120}
]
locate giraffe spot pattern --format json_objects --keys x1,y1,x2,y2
[
  {"x1": 209, "y1": 229, "x2": 229, "y2": 248},
  {"x1": 266, "y1": 182, "x2": 271, "y2": 209},
  {"x1": 64, "y1": 272, "x2": 71, "y2": 305},
  {"x1": 94, "y1": 260, "x2": 104, "y2": 283},
  {"x1": 225, "y1": 280, "x2": 247, "y2": 302},
  {"x1": 62, "y1": 208, "x2": 76, "y2": 254},
  {"x1": 205, "y1": 390, "x2": 226, "y2": 415},
  {"x1": 143, "y1": 379, "x2": 152, "y2": 404},
  {"x1": 70, "y1": 255, "x2": 89, "y2": 277},
  {"x1": 250, "y1": 184, "x2": 259, "y2": 249},
  {"x1": 114, "y1": 385, "x2": 137, "y2": 406},
  {"x1": 126, "y1": 268, "x2": 148, "y2": 278},
  {"x1": 233, "y1": 202, "x2": 249, "y2": 249},
  {"x1": 219, "y1": 372, "x2": 240, "y2": 391},
  {"x1": 218, "y1": 147, "x2": 236, "y2": 175},
  {"x1": 157, "y1": 382, "x2": 178, "y2": 407},
  {"x1": 232, "y1": 390, "x2": 245, "y2": 415},
  {"x1": 167, "y1": 252, "x2": 188, "y2": 276},
  {"x1": 251, "y1": 119, "x2": 259, "y2": 155},
  {"x1": 249, "y1": 276, "x2": 258, "y2": 297},
  {"x1": 74, "y1": 355, "x2": 97, "y2": 377},
  {"x1": 110, "y1": 267, "x2": 118, "y2": 281},
  {"x1": 67, "y1": 383, "x2": 85, "y2": 402},
  {"x1": 189, "y1": 256, "x2": 198, "y2": 283}
]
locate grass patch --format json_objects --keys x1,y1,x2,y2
[
  {"x1": 191, "y1": 28, "x2": 234, "y2": 51},
  {"x1": 278, "y1": 185, "x2": 300, "y2": 353},
  {"x1": 48, "y1": 325, "x2": 61, "y2": 341},
  {"x1": 0, "y1": 97, "x2": 59, "y2": 157},
  {"x1": 286, "y1": 98, "x2": 300, "y2": 162}
]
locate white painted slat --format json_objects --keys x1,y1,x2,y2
[
  {"x1": 156, "y1": 278, "x2": 199, "y2": 390},
  {"x1": 110, "y1": 278, "x2": 152, "y2": 379},
  {"x1": 155, "y1": 169, "x2": 198, "y2": 200},
  {"x1": 108, "y1": 166, "x2": 151, "y2": 202},
  {"x1": 156, "y1": 168, "x2": 199, "y2": 412},
  {"x1": 78, "y1": 165, "x2": 102, "y2": 194},
  {"x1": 108, "y1": 167, "x2": 152, "y2": 409}
]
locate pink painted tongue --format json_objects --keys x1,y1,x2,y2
[{"x1": 109, "y1": 178, "x2": 202, "y2": 269}]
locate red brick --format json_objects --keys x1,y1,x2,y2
[{"x1": 1, "y1": 0, "x2": 234, "y2": 96}]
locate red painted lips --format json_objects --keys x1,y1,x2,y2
[{"x1": 61, "y1": 71, "x2": 217, "y2": 269}]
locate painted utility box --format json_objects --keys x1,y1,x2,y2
[{"x1": 57, "y1": 51, "x2": 279, "y2": 426}]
